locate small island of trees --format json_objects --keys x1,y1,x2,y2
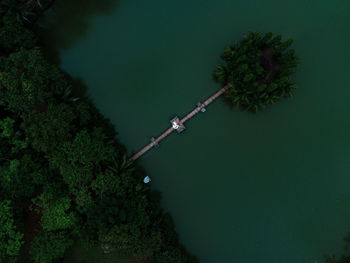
[{"x1": 214, "y1": 31, "x2": 299, "y2": 112}]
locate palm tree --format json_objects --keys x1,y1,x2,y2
[
  {"x1": 214, "y1": 31, "x2": 298, "y2": 112},
  {"x1": 52, "y1": 86, "x2": 72, "y2": 102},
  {"x1": 1, "y1": 0, "x2": 51, "y2": 23},
  {"x1": 1, "y1": 0, "x2": 35, "y2": 22},
  {"x1": 108, "y1": 154, "x2": 135, "y2": 177}
]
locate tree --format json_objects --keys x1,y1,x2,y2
[
  {"x1": 324, "y1": 255, "x2": 350, "y2": 263},
  {"x1": 29, "y1": 231, "x2": 73, "y2": 263},
  {"x1": 0, "y1": 157, "x2": 37, "y2": 200},
  {"x1": 1, "y1": 0, "x2": 53, "y2": 24},
  {"x1": 91, "y1": 170, "x2": 121, "y2": 199},
  {"x1": 0, "y1": 200, "x2": 24, "y2": 262},
  {"x1": 32, "y1": 192, "x2": 78, "y2": 231},
  {"x1": 0, "y1": 49, "x2": 69, "y2": 113},
  {"x1": 213, "y1": 31, "x2": 299, "y2": 112},
  {"x1": 0, "y1": 12, "x2": 36, "y2": 52},
  {"x1": 21, "y1": 102, "x2": 76, "y2": 153},
  {"x1": 49, "y1": 128, "x2": 115, "y2": 190},
  {"x1": 0, "y1": 117, "x2": 29, "y2": 154}
]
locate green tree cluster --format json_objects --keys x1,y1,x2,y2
[
  {"x1": 214, "y1": 31, "x2": 299, "y2": 112},
  {"x1": 324, "y1": 233, "x2": 350, "y2": 263},
  {"x1": 0, "y1": 200, "x2": 24, "y2": 263},
  {"x1": 0, "y1": 2, "x2": 198, "y2": 263}
]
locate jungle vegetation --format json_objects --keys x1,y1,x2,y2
[
  {"x1": 324, "y1": 233, "x2": 350, "y2": 263},
  {"x1": 213, "y1": 31, "x2": 299, "y2": 112},
  {"x1": 0, "y1": 1, "x2": 198, "y2": 262}
]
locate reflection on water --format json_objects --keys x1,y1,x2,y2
[{"x1": 37, "y1": 0, "x2": 119, "y2": 63}]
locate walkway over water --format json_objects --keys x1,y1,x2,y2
[{"x1": 129, "y1": 84, "x2": 230, "y2": 162}]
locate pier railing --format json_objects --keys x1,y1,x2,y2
[{"x1": 128, "y1": 84, "x2": 230, "y2": 162}]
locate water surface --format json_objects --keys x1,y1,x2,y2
[{"x1": 43, "y1": 1, "x2": 350, "y2": 262}]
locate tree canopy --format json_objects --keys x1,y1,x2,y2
[
  {"x1": 214, "y1": 31, "x2": 299, "y2": 112},
  {"x1": 0, "y1": 200, "x2": 24, "y2": 263},
  {"x1": 0, "y1": 1, "x2": 198, "y2": 262}
]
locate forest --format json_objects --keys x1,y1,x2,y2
[{"x1": 0, "y1": 1, "x2": 198, "y2": 262}]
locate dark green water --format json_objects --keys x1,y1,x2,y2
[{"x1": 42, "y1": 0, "x2": 350, "y2": 262}]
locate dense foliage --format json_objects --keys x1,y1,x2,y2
[
  {"x1": 323, "y1": 234, "x2": 350, "y2": 263},
  {"x1": 214, "y1": 31, "x2": 299, "y2": 112},
  {"x1": 0, "y1": 200, "x2": 24, "y2": 263},
  {"x1": 0, "y1": 1, "x2": 198, "y2": 262}
]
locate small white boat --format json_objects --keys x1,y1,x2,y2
[{"x1": 143, "y1": 176, "x2": 151, "y2": 184}]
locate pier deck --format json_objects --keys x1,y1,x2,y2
[{"x1": 128, "y1": 84, "x2": 230, "y2": 162}]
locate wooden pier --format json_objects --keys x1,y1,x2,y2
[{"x1": 129, "y1": 84, "x2": 230, "y2": 162}]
